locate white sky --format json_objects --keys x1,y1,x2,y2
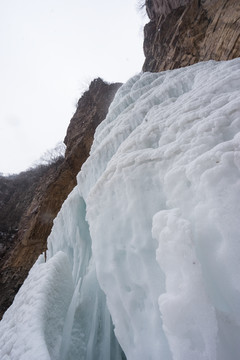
[{"x1": 0, "y1": 0, "x2": 146, "y2": 174}]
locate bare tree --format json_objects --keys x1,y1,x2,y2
[{"x1": 34, "y1": 142, "x2": 66, "y2": 167}]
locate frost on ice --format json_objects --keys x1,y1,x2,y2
[{"x1": 1, "y1": 59, "x2": 240, "y2": 360}]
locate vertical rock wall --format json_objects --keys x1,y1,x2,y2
[{"x1": 143, "y1": 0, "x2": 240, "y2": 72}]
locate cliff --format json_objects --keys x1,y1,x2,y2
[
  {"x1": 143, "y1": 0, "x2": 240, "y2": 72},
  {"x1": 0, "y1": 79, "x2": 121, "y2": 319}
]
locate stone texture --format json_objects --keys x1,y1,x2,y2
[
  {"x1": 0, "y1": 79, "x2": 121, "y2": 319},
  {"x1": 146, "y1": 0, "x2": 191, "y2": 20},
  {"x1": 143, "y1": 0, "x2": 240, "y2": 72}
]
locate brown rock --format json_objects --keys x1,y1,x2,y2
[
  {"x1": 143, "y1": 0, "x2": 240, "y2": 72},
  {"x1": 146, "y1": 0, "x2": 192, "y2": 20}
]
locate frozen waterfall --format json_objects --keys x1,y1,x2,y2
[{"x1": 1, "y1": 58, "x2": 240, "y2": 360}]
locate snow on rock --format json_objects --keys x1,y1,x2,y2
[{"x1": 1, "y1": 58, "x2": 240, "y2": 360}]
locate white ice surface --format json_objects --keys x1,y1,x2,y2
[
  {"x1": 0, "y1": 252, "x2": 74, "y2": 360},
  {"x1": 1, "y1": 58, "x2": 240, "y2": 360}
]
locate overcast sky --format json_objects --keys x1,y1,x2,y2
[{"x1": 0, "y1": 0, "x2": 146, "y2": 175}]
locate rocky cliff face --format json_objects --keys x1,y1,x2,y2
[
  {"x1": 143, "y1": 0, "x2": 240, "y2": 72},
  {"x1": 0, "y1": 79, "x2": 121, "y2": 319},
  {"x1": 0, "y1": 159, "x2": 64, "y2": 317}
]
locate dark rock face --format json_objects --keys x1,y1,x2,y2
[
  {"x1": 0, "y1": 164, "x2": 59, "y2": 316},
  {"x1": 0, "y1": 79, "x2": 121, "y2": 319},
  {"x1": 146, "y1": 0, "x2": 191, "y2": 20},
  {"x1": 143, "y1": 0, "x2": 240, "y2": 72}
]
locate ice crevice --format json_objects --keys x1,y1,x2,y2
[{"x1": 1, "y1": 59, "x2": 240, "y2": 360}]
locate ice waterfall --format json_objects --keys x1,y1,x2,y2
[{"x1": 1, "y1": 59, "x2": 240, "y2": 360}]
